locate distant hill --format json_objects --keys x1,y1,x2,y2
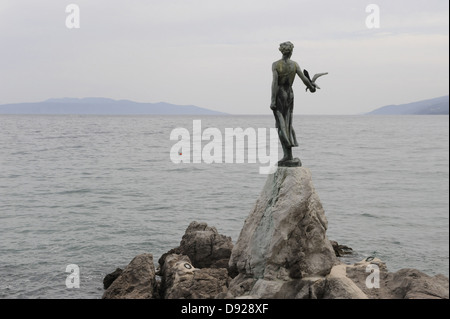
[
  {"x1": 0, "y1": 97, "x2": 226, "y2": 115},
  {"x1": 367, "y1": 96, "x2": 449, "y2": 115}
]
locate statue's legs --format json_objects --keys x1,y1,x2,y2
[
  {"x1": 275, "y1": 111, "x2": 302, "y2": 167},
  {"x1": 274, "y1": 88, "x2": 301, "y2": 167},
  {"x1": 278, "y1": 130, "x2": 293, "y2": 163},
  {"x1": 275, "y1": 110, "x2": 293, "y2": 162}
]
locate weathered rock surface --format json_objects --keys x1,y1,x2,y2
[
  {"x1": 299, "y1": 258, "x2": 448, "y2": 299},
  {"x1": 224, "y1": 257, "x2": 449, "y2": 299},
  {"x1": 159, "y1": 221, "x2": 234, "y2": 272},
  {"x1": 103, "y1": 268, "x2": 123, "y2": 290},
  {"x1": 345, "y1": 258, "x2": 449, "y2": 299},
  {"x1": 228, "y1": 167, "x2": 337, "y2": 297},
  {"x1": 102, "y1": 253, "x2": 158, "y2": 299},
  {"x1": 320, "y1": 263, "x2": 368, "y2": 299},
  {"x1": 159, "y1": 253, "x2": 229, "y2": 299}
]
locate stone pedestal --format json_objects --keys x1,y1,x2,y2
[{"x1": 227, "y1": 167, "x2": 337, "y2": 297}]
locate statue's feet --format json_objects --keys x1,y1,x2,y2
[
  {"x1": 278, "y1": 157, "x2": 302, "y2": 167},
  {"x1": 277, "y1": 156, "x2": 291, "y2": 163}
]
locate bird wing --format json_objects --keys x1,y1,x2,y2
[
  {"x1": 311, "y1": 72, "x2": 328, "y2": 82},
  {"x1": 303, "y1": 69, "x2": 312, "y2": 82}
]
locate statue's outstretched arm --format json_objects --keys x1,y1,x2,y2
[{"x1": 295, "y1": 63, "x2": 316, "y2": 92}]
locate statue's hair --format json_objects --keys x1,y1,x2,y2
[{"x1": 279, "y1": 41, "x2": 294, "y2": 55}]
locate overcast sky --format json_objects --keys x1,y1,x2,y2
[{"x1": 0, "y1": 0, "x2": 448, "y2": 114}]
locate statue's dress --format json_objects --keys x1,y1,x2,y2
[{"x1": 273, "y1": 61, "x2": 298, "y2": 148}]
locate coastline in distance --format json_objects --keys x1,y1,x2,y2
[
  {"x1": 367, "y1": 95, "x2": 449, "y2": 115},
  {"x1": 0, "y1": 97, "x2": 227, "y2": 115}
]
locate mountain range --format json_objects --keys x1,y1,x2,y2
[
  {"x1": 367, "y1": 95, "x2": 449, "y2": 115},
  {"x1": 0, "y1": 98, "x2": 226, "y2": 115},
  {"x1": 0, "y1": 96, "x2": 448, "y2": 115}
]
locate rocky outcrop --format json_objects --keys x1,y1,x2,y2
[
  {"x1": 102, "y1": 253, "x2": 158, "y2": 299},
  {"x1": 101, "y1": 166, "x2": 449, "y2": 299},
  {"x1": 103, "y1": 268, "x2": 123, "y2": 290},
  {"x1": 320, "y1": 263, "x2": 369, "y2": 299},
  {"x1": 156, "y1": 222, "x2": 233, "y2": 299},
  {"x1": 159, "y1": 254, "x2": 229, "y2": 299},
  {"x1": 101, "y1": 232, "x2": 448, "y2": 300},
  {"x1": 345, "y1": 258, "x2": 449, "y2": 299},
  {"x1": 159, "y1": 221, "x2": 234, "y2": 272},
  {"x1": 223, "y1": 256, "x2": 449, "y2": 299},
  {"x1": 227, "y1": 167, "x2": 337, "y2": 297}
]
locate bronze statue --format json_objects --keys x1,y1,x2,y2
[{"x1": 270, "y1": 41, "x2": 327, "y2": 167}]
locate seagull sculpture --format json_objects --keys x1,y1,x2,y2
[{"x1": 303, "y1": 69, "x2": 328, "y2": 91}]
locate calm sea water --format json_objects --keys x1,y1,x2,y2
[{"x1": 0, "y1": 115, "x2": 448, "y2": 299}]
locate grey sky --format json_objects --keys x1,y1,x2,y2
[{"x1": 0, "y1": 0, "x2": 448, "y2": 114}]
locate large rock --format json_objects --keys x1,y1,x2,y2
[
  {"x1": 346, "y1": 258, "x2": 449, "y2": 299},
  {"x1": 387, "y1": 269, "x2": 449, "y2": 299},
  {"x1": 103, "y1": 268, "x2": 123, "y2": 290},
  {"x1": 102, "y1": 253, "x2": 158, "y2": 299},
  {"x1": 321, "y1": 264, "x2": 368, "y2": 299},
  {"x1": 228, "y1": 167, "x2": 337, "y2": 296},
  {"x1": 159, "y1": 221, "x2": 234, "y2": 271},
  {"x1": 225, "y1": 258, "x2": 449, "y2": 299},
  {"x1": 159, "y1": 254, "x2": 229, "y2": 299}
]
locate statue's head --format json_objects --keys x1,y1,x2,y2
[{"x1": 279, "y1": 41, "x2": 294, "y2": 56}]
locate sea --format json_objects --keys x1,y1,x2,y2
[{"x1": 0, "y1": 114, "x2": 448, "y2": 299}]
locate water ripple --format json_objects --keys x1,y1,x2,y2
[{"x1": 0, "y1": 114, "x2": 448, "y2": 298}]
